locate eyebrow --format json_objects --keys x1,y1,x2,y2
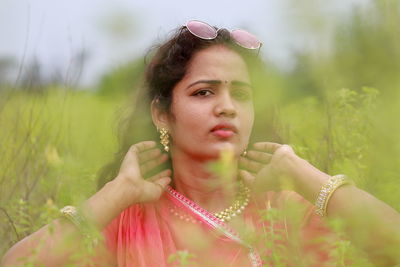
[{"x1": 186, "y1": 80, "x2": 253, "y2": 90}]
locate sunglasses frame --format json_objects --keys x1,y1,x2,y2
[{"x1": 185, "y1": 20, "x2": 263, "y2": 52}]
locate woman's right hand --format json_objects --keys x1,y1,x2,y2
[{"x1": 115, "y1": 141, "x2": 172, "y2": 204}]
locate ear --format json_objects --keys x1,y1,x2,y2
[{"x1": 151, "y1": 99, "x2": 170, "y2": 130}]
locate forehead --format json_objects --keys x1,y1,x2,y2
[{"x1": 182, "y1": 45, "x2": 251, "y2": 84}]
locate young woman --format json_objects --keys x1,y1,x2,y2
[{"x1": 2, "y1": 20, "x2": 400, "y2": 266}]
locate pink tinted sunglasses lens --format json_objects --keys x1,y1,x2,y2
[
  {"x1": 186, "y1": 20, "x2": 217, "y2": 39},
  {"x1": 231, "y1": 29, "x2": 261, "y2": 49}
]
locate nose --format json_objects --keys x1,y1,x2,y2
[{"x1": 214, "y1": 90, "x2": 237, "y2": 118}]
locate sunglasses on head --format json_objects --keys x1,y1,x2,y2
[{"x1": 185, "y1": 20, "x2": 262, "y2": 51}]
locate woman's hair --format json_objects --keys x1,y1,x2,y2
[{"x1": 97, "y1": 25, "x2": 281, "y2": 188}]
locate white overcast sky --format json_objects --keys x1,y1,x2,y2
[{"x1": 0, "y1": 0, "x2": 369, "y2": 86}]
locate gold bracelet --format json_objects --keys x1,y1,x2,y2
[
  {"x1": 60, "y1": 206, "x2": 90, "y2": 236},
  {"x1": 315, "y1": 175, "x2": 353, "y2": 217},
  {"x1": 60, "y1": 205, "x2": 99, "y2": 249}
]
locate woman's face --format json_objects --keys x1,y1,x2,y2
[{"x1": 164, "y1": 45, "x2": 254, "y2": 160}]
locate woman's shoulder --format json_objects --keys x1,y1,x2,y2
[
  {"x1": 103, "y1": 193, "x2": 171, "y2": 234},
  {"x1": 104, "y1": 201, "x2": 161, "y2": 230},
  {"x1": 103, "y1": 204, "x2": 144, "y2": 240},
  {"x1": 102, "y1": 201, "x2": 164, "y2": 251}
]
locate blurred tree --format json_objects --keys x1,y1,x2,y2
[
  {"x1": 64, "y1": 48, "x2": 90, "y2": 88},
  {"x1": 97, "y1": 57, "x2": 145, "y2": 97},
  {"x1": 0, "y1": 56, "x2": 16, "y2": 87},
  {"x1": 19, "y1": 57, "x2": 45, "y2": 93},
  {"x1": 288, "y1": 0, "x2": 400, "y2": 99},
  {"x1": 327, "y1": 0, "x2": 400, "y2": 97},
  {"x1": 281, "y1": 0, "x2": 400, "y2": 209}
]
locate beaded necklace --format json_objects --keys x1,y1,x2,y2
[{"x1": 169, "y1": 181, "x2": 250, "y2": 223}]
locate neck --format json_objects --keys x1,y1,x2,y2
[{"x1": 170, "y1": 150, "x2": 239, "y2": 213}]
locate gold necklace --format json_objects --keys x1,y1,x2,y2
[
  {"x1": 213, "y1": 181, "x2": 250, "y2": 222},
  {"x1": 169, "y1": 181, "x2": 251, "y2": 223}
]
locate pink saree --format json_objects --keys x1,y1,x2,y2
[{"x1": 103, "y1": 187, "x2": 333, "y2": 266}]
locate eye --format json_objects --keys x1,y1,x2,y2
[
  {"x1": 231, "y1": 88, "x2": 252, "y2": 101},
  {"x1": 193, "y1": 89, "x2": 214, "y2": 97}
]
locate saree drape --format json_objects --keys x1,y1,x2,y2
[{"x1": 103, "y1": 187, "x2": 334, "y2": 266}]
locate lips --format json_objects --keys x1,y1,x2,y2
[{"x1": 211, "y1": 123, "x2": 237, "y2": 138}]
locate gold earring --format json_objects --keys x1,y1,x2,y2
[
  {"x1": 241, "y1": 149, "x2": 248, "y2": 157},
  {"x1": 158, "y1": 127, "x2": 170, "y2": 152}
]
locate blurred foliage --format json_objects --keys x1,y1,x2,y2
[
  {"x1": 97, "y1": 58, "x2": 145, "y2": 97},
  {"x1": 279, "y1": 0, "x2": 400, "y2": 210},
  {"x1": 168, "y1": 250, "x2": 197, "y2": 267},
  {"x1": 1, "y1": 0, "x2": 400, "y2": 264},
  {"x1": 0, "y1": 88, "x2": 120, "y2": 255}
]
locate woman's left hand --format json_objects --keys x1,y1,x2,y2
[{"x1": 239, "y1": 142, "x2": 303, "y2": 193}]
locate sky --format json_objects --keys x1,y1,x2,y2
[{"x1": 0, "y1": 0, "x2": 369, "y2": 86}]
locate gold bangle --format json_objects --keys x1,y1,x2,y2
[
  {"x1": 60, "y1": 206, "x2": 82, "y2": 224},
  {"x1": 315, "y1": 175, "x2": 353, "y2": 217},
  {"x1": 60, "y1": 205, "x2": 98, "y2": 249}
]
